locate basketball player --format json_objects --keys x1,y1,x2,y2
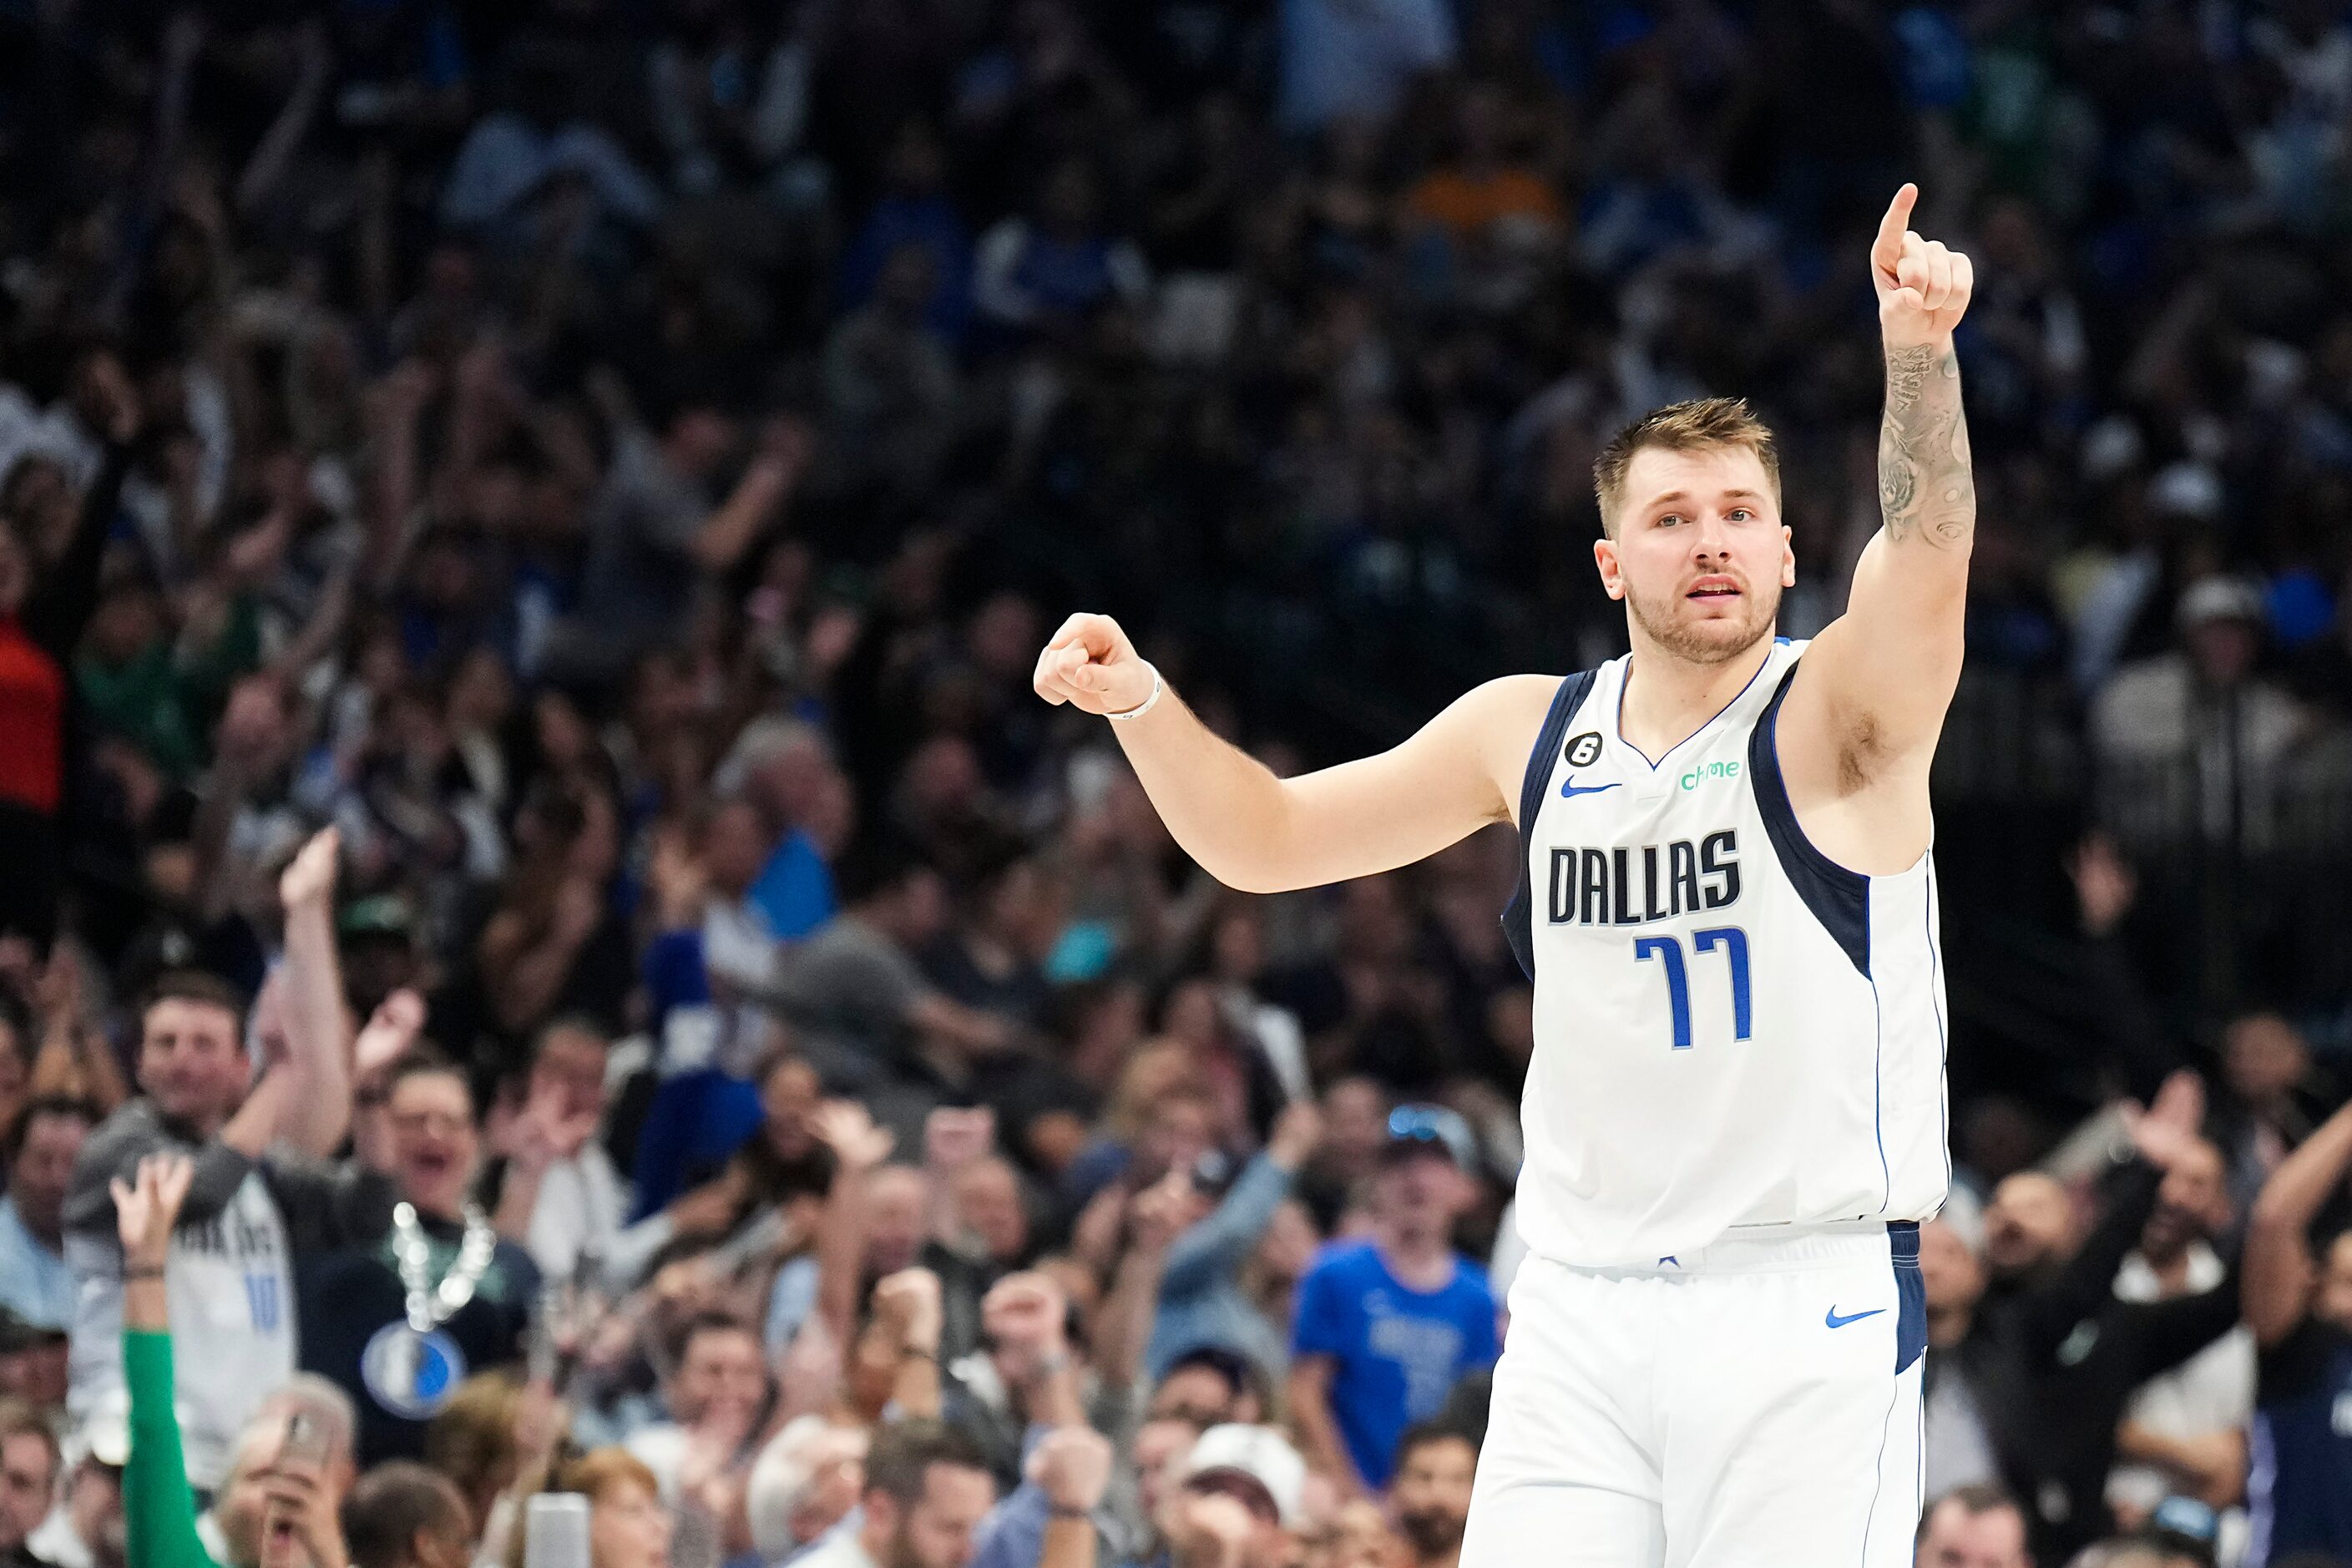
[{"x1": 1033, "y1": 185, "x2": 1979, "y2": 1563}]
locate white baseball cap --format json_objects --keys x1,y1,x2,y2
[{"x1": 1183, "y1": 1424, "x2": 1306, "y2": 1526}]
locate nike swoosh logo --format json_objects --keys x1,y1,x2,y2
[
  {"x1": 1824, "y1": 1307, "x2": 1886, "y2": 1329},
  {"x1": 1560, "y1": 776, "x2": 1621, "y2": 799}
]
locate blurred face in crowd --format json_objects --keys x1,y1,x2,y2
[
  {"x1": 1388, "y1": 1434, "x2": 1476, "y2": 1563},
  {"x1": 2225, "y1": 1012, "x2": 2308, "y2": 1104},
  {"x1": 1982, "y1": 1172, "x2": 2074, "y2": 1277},
  {"x1": 2319, "y1": 1232, "x2": 2352, "y2": 1333},
  {"x1": 1309, "y1": 1500, "x2": 1404, "y2": 1568},
  {"x1": 0, "y1": 526, "x2": 28, "y2": 617},
  {"x1": 1373, "y1": 1148, "x2": 1472, "y2": 1244},
  {"x1": 1253, "y1": 1200, "x2": 1321, "y2": 1290},
  {"x1": 670, "y1": 1324, "x2": 766, "y2": 1432},
  {"x1": 783, "y1": 1426, "x2": 867, "y2": 1546},
  {"x1": 1912, "y1": 1495, "x2": 2030, "y2": 1568},
  {"x1": 2, "y1": 458, "x2": 73, "y2": 559},
  {"x1": 663, "y1": 409, "x2": 736, "y2": 483},
  {"x1": 865, "y1": 1167, "x2": 929, "y2": 1278},
  {"x1": 1130, "y1": 1419, "x2": 1200, "y2": 1530},
  {"x1": 1321, "y1": 1080, "x2": 1388, "y2": 1174},
  {"x1": 2185, "y1": 610, "x2": 2258, "y2": 687},
  {"x1": 0, "y1": 1338, "x2": 65, "y2": 1409},
  {"x1": 951, "y1": 1159, "x2": 1027, "y2": 1263},
  {"x1": 761, "y1": 1056, "x2": 821, "y2": 1158},
  {"x1": 10, "y1": 1105, "x2": 90, "y2": 1240},
  {"x1": 531, "y1": 1024, "x2": 609, "y2": 1128},
  {"x1": 1917, "y1": 1219, "x2": 1985, "y2": 1322},
  {"x1": 1137, "y1": 1090, "x2": 1216, "y2": 1186},
  {"x1": 589, "y1": 1476, "x2": 672, "y2": 1568},
  {"x1": 1151, "y1": 1365, "x2": 1242, "y2": 1429},
  {"x1": 139, "y1": 997, "x2": 249, "y2": 1133},
  {"x1": 868, "y1": 1461, "x2": 994, "y2": 1568},
  {"x1": 0, "y1": 1428, "x2": 56, "y2": 1552},
  {"x1": 704, "y1": 802, "x2": 769, "y2": 899},
  {"x1": 66, "y1": 1460, "x2": 124, "y2": 1568},
  {"x1": 1596, "y1": 443, "x2": 1791, "y2": 668},
  {"x1": 2143, "y1": 1137, "x2": 2230, "y2": 1262},
  {"x1": 387, "y1": 1070, "x2": 479, "y2": 1220}
]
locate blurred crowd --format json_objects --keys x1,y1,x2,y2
[{"x1": 0, "y1": 3, "x2": 2349, "y2": 1568}]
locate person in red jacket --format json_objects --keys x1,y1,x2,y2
[{"x1": 0, "y1": 358, "x2": 138, "y2": 948}]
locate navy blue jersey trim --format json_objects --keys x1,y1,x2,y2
[
  {"x1": 1502, "y1": 669, "x2": 1600, "y2": 982},
  {"x1": 1748, "y1": 661, "x2": 1872, "y2": 977},
  {"x1": 1890, "y1": 1220, "x2": 1926, "y2": 1374}
]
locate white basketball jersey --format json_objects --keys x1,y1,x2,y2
[{"x1": 1500, "y1": 639, "x2": 1949, "y2": 1268}]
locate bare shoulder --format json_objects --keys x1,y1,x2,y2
[{"x1": 1450, "y1": 673, "x2": 1576, "y2": 828}]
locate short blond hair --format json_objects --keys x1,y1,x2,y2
[{"x1": 1593, "y1": 397, "x2": 1781, "y2": 538}]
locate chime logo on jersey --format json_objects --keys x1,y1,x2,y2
[{"x1": 1544, "y1": 831, "x2": 1741, "y2": 926}]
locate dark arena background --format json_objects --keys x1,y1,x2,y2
[{"x1": 0, "y1": 4, "x2": 2346, "y2": 1568}]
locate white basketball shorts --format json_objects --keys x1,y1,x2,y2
[{"x1": 1462, "y1": 1221, "x2": 1926, "y2": 1568}]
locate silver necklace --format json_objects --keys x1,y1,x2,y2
[{"x1": 390, "y1": 1201, "x2": 497, "y2": 1331}]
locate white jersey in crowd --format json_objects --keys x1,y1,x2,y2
[{"x1": 1501, "y1": 638, "x2": 1950, "y2": 1269}]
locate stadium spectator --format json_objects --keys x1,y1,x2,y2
[
  {"x1": 296, "y1": 1050, "x2": 541, "y2": 1468},
  {"x1": 2241, "y1": 1095, "x2": 2352, "y2": 1564},
  {"x1": 338, "y1": 1463, "x2": 471, "y2": 1568},
  {"x1": 2107, "y1": 1136, "x2": 2255, "y2": 1539},
  {"x1": 63, "y1": 832, "x2": 350, "y2": 1490},
  {"x1": 1287, "y1": 1107, "x2": 1495, "y2": 1495},
  {"x1": 0, "y1": 1096, "x2": 95, "y2": 1331},
  {"x1": 1913, "y1": 1483, "x2": 2033, "y2": 1568},
  {"x1": 0, "y1": 1399, "x2": 57, "y2": 1568},
  {"x1": 1385, "y1": 1423, "x2": 1475, "y2": 1568}
]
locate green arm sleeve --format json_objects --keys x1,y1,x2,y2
[{"x1": 124, "y1": 1330, "x2": 221, "y2": 1568}]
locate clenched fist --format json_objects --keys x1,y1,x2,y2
[
  {"x1": 1872, "y1": 184, "x2": 1974, "y2": 349},
  {"x1": 1028, "y1": 1424, "x2": 1114, "y2": 1515},
  {"x1": 1033, "y1": 613, "x2": 1157, "y2": 717}
]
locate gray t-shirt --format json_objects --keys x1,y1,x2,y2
[{"x1": 63, "y1": 1101, "x2": 386, "y2": 1487}]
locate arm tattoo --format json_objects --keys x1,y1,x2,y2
[{"x1": 1877, "y1": 345, "x2": 1975, "y2": 548}]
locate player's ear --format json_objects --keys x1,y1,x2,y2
[
  {"x1": 1780, "y1": 526, "x2": 1795, "y2": 589},
  {"x1": 1593, "y1": 535, "x2": 1625, "y2": 600}
]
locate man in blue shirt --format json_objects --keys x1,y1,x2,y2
[
  {"x1": 0, "y1": 1096, "x2": 94, "y2": 1331},
  {"x1": 1287, "y1": 1106, "x2": 1496, "y2": 1493}
]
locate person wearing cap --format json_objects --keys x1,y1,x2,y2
[
  {"x1": 1146, "y1": 1424, "x2": 1302, "y2": 1568},
  {"x1": 1286, "y1": 1107, "x2": 1495, "y2": 1497},
  {"x1": 2091, "y1": 574, "x2": 2309, "y2": 842}
]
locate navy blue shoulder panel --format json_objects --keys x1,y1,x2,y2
[
  {"x1": 1748, "y1": 661, "x2": 1871, "y2": 977},
  {"x1": 1501, "y1": 669, "x2": 1601, "y2": 983}
]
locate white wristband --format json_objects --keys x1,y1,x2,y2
[{"x1": 1103, "y1": 662, "x2": 1163, "y2": 721}]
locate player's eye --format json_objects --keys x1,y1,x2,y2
[
  {"x1": 1657, "y1": 513, "x2": 1683, "y2": 527},
  {"x1": 1728, "y1": 508, "x2": 1753, "y2": 522}
]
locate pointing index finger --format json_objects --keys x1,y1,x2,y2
[{"x1": 1873, "y1": 183, "x2": 1919, "y2": 271}]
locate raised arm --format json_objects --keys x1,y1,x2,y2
[
  {"x1": 1783, "y1": 185, "x2": 1976, "y2": 852},
  {"x1": 1034, "y1": 615, "x2": 1554, "y2": 893},
  {"x1": 2245, "y1": 1099, "x2": 2352, "y2": 1347},
  {"x1": 274, "y1": 828, "x2": 352, "y2": 1157}
]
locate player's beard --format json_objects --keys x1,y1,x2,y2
[
  {"x1": 1398, "y1": 1508, "x2": 1468, "y2": 1559},
  {"x1": 1623, "y1": 569, "x2": 1780, "y2": 666}
]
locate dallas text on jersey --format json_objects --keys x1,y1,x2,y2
[{"x1": 1543, "y1": 832, "x2": 1742, "y2": 928}]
